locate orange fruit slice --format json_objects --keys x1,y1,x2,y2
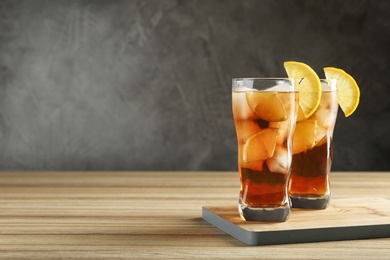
[{"x1": 324, "y1": 67, "x2": 360, "y2": 117}]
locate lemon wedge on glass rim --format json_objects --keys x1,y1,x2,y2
[
  {"x1": 324, "y1": 67, "x2": 360, "y2": 117},
  {"x1": 284, "y1": 61, "x2": 322, "y2": 119}
]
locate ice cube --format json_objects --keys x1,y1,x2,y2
[
  {"x1": 266, "y1": 82, "x2": 294, "y2": 92},
  {"x1": 315, "y1": 127, "x2": 328, "y2": 146},
  {"x1": 315, "y1": 107, "x2": 336, "y2": 129},
  {"x1": 266, "y1": 147, "x2": 289, "y2": 174},
  {"x1": 232, "y1": 91, "x2": 256, "y2": 120},
  {"x1": 269, "y1": 122, "x2": 280, "y2": 128},
  {"x1": 270, "y1": 121, "x2": 289, "y2": 145}
]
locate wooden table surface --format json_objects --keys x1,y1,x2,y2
[{"x1": 1, "y1": 171, "x2": 389, "y2": 259}]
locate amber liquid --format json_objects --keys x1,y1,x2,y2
[
  {"x1": 240, "y1": 165, "x2": 288, "y2": 207},
  {"x1": 233, "y1": 86, "x2": 296, "y2": 221},
  {"x1": 235, "y1": 114, "x2": 290, "y2": 208},
  {"x1": 233, "y1": 91, "x2": 295, "y2": 209},
  {"x1": 289, "y1": 139, "x2": 333, "y2": 196}
]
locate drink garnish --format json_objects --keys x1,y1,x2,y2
[
  {"x1": 284, "y1": 61, "x2": 322, "y2": 119},
  {"x1": 246, "y1": 91, "x2": 287, "y2": 122},
  {"x1": 324, "y1": 67, "x2": 360, "y2": 117},
  {"x1": 242, "y1": 128, "x2": 278, "y2": 163}
]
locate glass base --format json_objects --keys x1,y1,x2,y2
[
  {"x1": 238, "y1": 199, "x2": 290, "y2": 222},
  {"x1": 290, "y1": 194, "x2": 330, "y2": 209}
]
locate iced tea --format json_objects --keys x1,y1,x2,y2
[
  {"x1": 232, "y1": 79, "x2": 297, "y2": 222},
  {"x1": 289, "y1": 80, "x2": 338, "y2": 209}
]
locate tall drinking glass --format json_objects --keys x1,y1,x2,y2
[
  {"x1": 289, "y1": 79, "x2": 338, "y2": 209},
  {"x1": 232, "y1": 78, "x2": 297, "y2": 222}
]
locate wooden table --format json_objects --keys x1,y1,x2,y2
[{"x1": 1, "y1": 171, "x2": 389, "y2": 259}]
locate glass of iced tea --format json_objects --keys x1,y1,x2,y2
[
  {"x1": 232, "y1": 78, "x2": 297, "y2": 222},
  {"x1": 289, "y1": 79, "x2": 338, "y2": 209}
]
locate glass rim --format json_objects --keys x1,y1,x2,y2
[
  {"x1": 232, "y1": 77, "x2": 292, "y2": 81},
  {"x1": 232, "y1": 77, "x2": 336, "y2": 81},
  {"x1": 232, "y1": 78, "x2": 337, "y2": 91},
  {"x1": 232, "y1": 78, "x2": 296, "y2": 92}
]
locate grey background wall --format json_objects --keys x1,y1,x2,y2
[{"x1": 0, "y1": 0, "x2": 389, "y2": 171}]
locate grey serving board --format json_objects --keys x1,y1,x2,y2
[{"x1": 202, "y1": 198, "x2": 390, "y2": 246}]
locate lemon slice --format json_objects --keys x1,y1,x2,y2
[
  {"x1": 235, "y1": 120, "x2": 261, "y2": 142},
  {"x1": 324, "y1": 67, "x2": 360, "y2": 117},
  {"x1": 243, "y1": 129, "x2": 278, "y2": 163},
  {"x1": 284, "y1": 61, "x2": 322, "y2": 118},
  {"x1": 292, "y1": 120, "x2": 317, "y2": 154},
  {"x1": 246, "y1": 91, "x2": 287, "y2": 122}
]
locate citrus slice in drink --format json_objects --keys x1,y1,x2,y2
[
  {"x1": 243, "y1": 129, "x2": 278, "y2": 163},
  {"x1": 292, "y1": 120, "x2": 317, "y2": 154},
  {"x1": 324, "y1": 67, "x2": 360, "y2": 117},
  {"x1": 246, "y1": 91, "x2": 287, "y2": 122},
  {"x1": 235, "y1": 120, "x2": 261, "y2": 142},
  {"x1": 284, "y1": 61, "x2": 322, "y2": 119}
]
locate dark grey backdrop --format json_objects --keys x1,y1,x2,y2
[{"x1": 0, "y1": 0, "x2": 389, "y2": 171}]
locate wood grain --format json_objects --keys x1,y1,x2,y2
[{"x1": 1, "y1": 171, "x2": 390, "y2": 259}]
